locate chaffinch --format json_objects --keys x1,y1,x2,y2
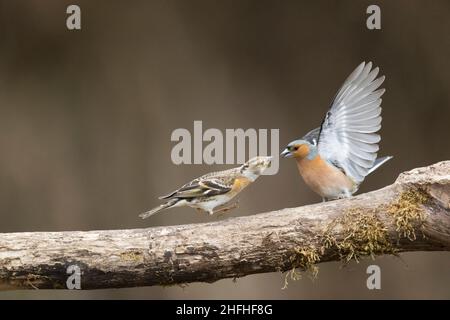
[{"x1": 281, "y1": 62, "x2": 392, "y2": 201}]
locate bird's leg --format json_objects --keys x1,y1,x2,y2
[
  {"x1": 322, "y1": 197, "x2": 327, "y2": 203},
  {"x1": 196, "y1": 208, "x2": 207, "y2": 214},
  {"x1": 214, "y1": 201, "x2": 239, "y2": 216}
]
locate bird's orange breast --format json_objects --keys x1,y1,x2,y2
[
  {"x1": 295, "y1": 155, "x2": 355, "y2": 199},
  {"x1": 231, "y1": 177, "x2": 251, "y2": 194}
]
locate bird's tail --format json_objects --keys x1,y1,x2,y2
[
  {"x1": 139, "y1": 199, "x2": 179, "y2": 219},
  {"x1": 367, "y1": 156, "x2": 393, "y2": 175}
]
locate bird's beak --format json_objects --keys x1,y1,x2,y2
[{"x1": 280, "y1": 148, "x2": 292, "y2": 158}]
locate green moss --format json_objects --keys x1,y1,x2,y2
[
  {"x1": 278, "y1": 189, "x2": 429, "y2": 288},
  {"x1": 282, "y1": 246, "x2": 320, "y2": 289},
  {"x1": 281, "y1": 207, "x2": 397, "y2": 288},
  {"x1": 387, "y1": 189, "x2": 429, "y2": 241},
  {"x1": 120, "y1": 250, "x2": 144, "y2": 263},
  {"x1": 322, "y1": 208, "x2": 396, "y2": 263}
]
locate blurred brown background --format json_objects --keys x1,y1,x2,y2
[{"x1": 0, "y1": 0, "x2": 449, "y2": 299}]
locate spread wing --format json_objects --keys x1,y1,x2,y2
[
  {"x1": 159, "y1": 177, "x2": 233, "y2": 199},
  {"x1": 317, "y1": 62, "x2": 385, "y2": 183}
]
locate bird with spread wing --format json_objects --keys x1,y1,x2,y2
[{"x1": 281, "y1": 62, "x2": 392, "y2": 201}]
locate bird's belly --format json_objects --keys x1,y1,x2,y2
[
  {"x1": 297, "y1": 156, "x2": 356, "y2": 199},
  {"x1": 190, "y1": 195, "x2": 231, "y2": 212}
]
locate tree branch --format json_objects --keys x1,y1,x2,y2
[{"x1": 1, "y1": 161, "x2": 449, "y2": 290}]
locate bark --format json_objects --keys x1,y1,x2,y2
[{"x1": 0, "y1": 161, "x2": 449, "y2": 290}]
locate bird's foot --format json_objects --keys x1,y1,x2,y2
[{"x1": 214, "y1": 201, "x2": 239, "y2": 216}]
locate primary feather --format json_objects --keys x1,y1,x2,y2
[{"x1": 317, "y1": 61, "x2": 386, "y2": 183}]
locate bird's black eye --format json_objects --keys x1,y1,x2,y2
[{"x1": 290, "y1": 146, "x2": 299, "y2": 151}]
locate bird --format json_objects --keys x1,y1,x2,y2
[
  {"x1": 139, "y1": 156, "x2": 272, "y2": 219},
  {"x1": 281, "y1": 61, "x2": 392, "y2": 201}
]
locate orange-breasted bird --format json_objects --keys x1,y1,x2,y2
[
  {"x1": 139, "y1": 156, "x2": 272, "y2": 219},
  {"x1": 281, "y1": 62, "x2": 392, "y2": 201}
]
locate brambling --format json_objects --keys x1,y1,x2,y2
[
  {"x1": 281, "y1": 62, "x2": 392, "y2": 201},
  {"x1": 139, "y1": 156, "x2": 272, "y2": 219}
]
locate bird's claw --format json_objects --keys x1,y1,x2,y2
[{"x1": 214, "y1": 201, "x2": 239, "y2": 216}]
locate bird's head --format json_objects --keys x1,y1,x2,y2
[
  {"x1": 240, "y1": 156, "x2": 272, "y2": 180},
  {"x1": 281, "y1": 140, "x2": 315, "y2": 160}
]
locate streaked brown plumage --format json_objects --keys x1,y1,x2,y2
[{"x1": 140, "y1": 156, "x2": 272, "y2": 218}]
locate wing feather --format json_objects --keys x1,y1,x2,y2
[
  {"x1": 159, "y1": 177, "x2": 232, "y2": 199},
  {"x1": 317, "y1": 62, "x2": 386, "y2": 183}
]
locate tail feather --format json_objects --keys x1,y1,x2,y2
[
  {"x1": 139, "y1": 199, "x2": 179, "y2": 219},
  {"x1": 367, "y1": 156, "x2": 393, "y2": 175}
]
